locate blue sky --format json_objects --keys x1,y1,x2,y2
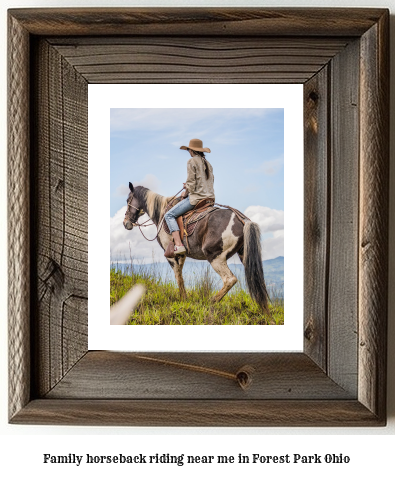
[{"x1": 110, "y1": 108, "x2": 284, "y2": 262}]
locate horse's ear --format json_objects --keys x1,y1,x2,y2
[{"x1": 129, "y1": 182, "x2": 134, "y2": 192}]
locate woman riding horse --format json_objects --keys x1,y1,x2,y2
[
  {"x1": 123, "y1": 141, "x2": 270, "y2": 314},
  {"x1": 164, "y1": 138, "x2": 214, "y2": 255}
]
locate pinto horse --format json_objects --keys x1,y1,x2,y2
[{"x1": 123, "y1": 183, "x2": 270, "y2": 314}]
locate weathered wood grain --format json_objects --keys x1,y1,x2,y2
[
  {"x1": 327, "y1": 39, "x2": 360, "y2": 396},
  {"x1": 45, "y1": 352, "x2": 354, "y2": 400},
  {"x1": 31, "y1": 39, "x2": 88, "y2": 397},
  {"x1": 7, "y1": 8, "x2": 389, "y2": 426},
  {"x1": 8, "y1": 7, "x2": 387, "y2": 37},
  {"x1": 11, "y1": 399, "x2": 383, "y2": 427},
  {"x1": 303, "y1": 67, "x2": 329, "y2": 371},
  {"x1": 359, "y1": 12, "x2": 389, "y2": 421},
  {"x1": 8, "y1": 12, "x2": 31, "y2": 421},
  {"x1": 48, "y1": 37, "x2": 350, "y2": 84}
]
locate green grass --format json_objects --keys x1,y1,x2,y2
[{"x1": 110, "y1": 262, "x2": 284, "y2": 325}]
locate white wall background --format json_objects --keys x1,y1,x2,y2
[{"x1": 1, "y1": 0, "x2": 394, "y2": 476}]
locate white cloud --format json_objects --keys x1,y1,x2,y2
[
  {"x1": 115, "y1": 183, "x2": 130, "y2": 197},
  {"x1": 110, "y1": 207, "x2": 165, "y2": 263},
  {"x1": 244, "y1": 205, "x2": 284, "y2": 234},
  {"x1": 114, "y1": 174, "x2": 161, "y2": 200},
  {"x1": 244, "y1": 205, "x2": 284, "y2": 260},
  {"x1": 135, "y1": 173, "x2": 161, "y2": 192},
  {"x1": 261, "y1": 229, "x2": 284, "y2": 260}
]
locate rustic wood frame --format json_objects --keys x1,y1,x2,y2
[{"x1": 8, "y1": 8, "x2": 389, "y2": 426}]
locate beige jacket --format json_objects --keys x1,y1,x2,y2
[{"x1": 185, "y1": 155, "x2": 215, "y2": 205}]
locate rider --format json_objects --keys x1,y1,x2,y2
[{"x1": 164, "y1": 138, "x2": 215, "y2": 255}]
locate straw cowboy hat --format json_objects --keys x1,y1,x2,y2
[{"x1": 180, "y1": 138, "x2": 211, "y2": 153}]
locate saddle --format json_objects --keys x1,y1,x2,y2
[
  {"x1": 161, "y1": 197, "x2": 249, "y2": 258},
  {"x1": 163, "y1": 197, "x2": 217, "y2": 241}
]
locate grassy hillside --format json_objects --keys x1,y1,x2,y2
[
  {"x1": 112, "y1": 255, "x2": 284, "y2": 293},
  {"x1": 110, "y1": 262, "x2": 284, "y2": 325}
]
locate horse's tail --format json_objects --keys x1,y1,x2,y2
[{"x1": 242, "y1": 221, "x2": 270, "y2": 315}]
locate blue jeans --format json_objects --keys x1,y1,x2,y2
[{"x1": 164, "y1": 197, "x2": 194, "y2": 233}]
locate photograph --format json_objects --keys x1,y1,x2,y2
[
  {"x1": 88, "y1": 83, "x2": 303, "y2": 352},
  {"x1": 110, "y1": 108, "x2": 285, "y2": 325}
]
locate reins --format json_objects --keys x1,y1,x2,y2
[
  {"x1": 128, "y1": 187, "x2": 250, "y2": 243},
  {"x1": 127, "y1": 187, "x2": 185, "y2": 242}
]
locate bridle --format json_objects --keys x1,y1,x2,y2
[
  {"x1": 125, "y1": 187, "x2": 185, "y2": 242},
  {"x1": 126, "y1": 192, "x2": 141, "y2": 216}
]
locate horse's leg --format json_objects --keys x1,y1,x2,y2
[
  {"x1": 209, "y1": 256, "x2": 237, "y2": 303},
  {"x1": 200, "y1": 211, "x2": 241, "y2": 303},
  {"x1": 166, "y1": 255, "x2": 187, "y2": 300}
]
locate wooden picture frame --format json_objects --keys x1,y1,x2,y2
[{"x1": 8, "y1": 8, "x2": 389, "y2": 426}]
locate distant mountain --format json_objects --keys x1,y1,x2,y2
[
  {"x1": 226, "y1": 256, "x2": 284, "y2": 292},
  {"x1": 262, "y1": 256, "x2": 284, "y2": 286}
]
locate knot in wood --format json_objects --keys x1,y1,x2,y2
[
  {"x1": 236, "y1": 365, "x2": 254, "y2": 390},
  {"x1": 308, "y1": 90, "x2": 319, "y2": 103},
  {"x1": 304, "y1": 321, "x2": 314, "y2": 341}
]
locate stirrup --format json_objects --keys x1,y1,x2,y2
[{"x1": 174, "y1": 245, "x2": 186, "y2": 255}]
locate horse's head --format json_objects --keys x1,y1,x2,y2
[{"x1": 123, "y1": 182, "x2": 145, "y2": 230}]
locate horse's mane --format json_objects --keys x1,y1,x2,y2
[{"x1": 133, "y1": 186, "x2": 172, "y2": 225}]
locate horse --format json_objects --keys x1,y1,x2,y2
[{"x1": 123, "y1": 182, "x2": 270, "y2": 314}]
